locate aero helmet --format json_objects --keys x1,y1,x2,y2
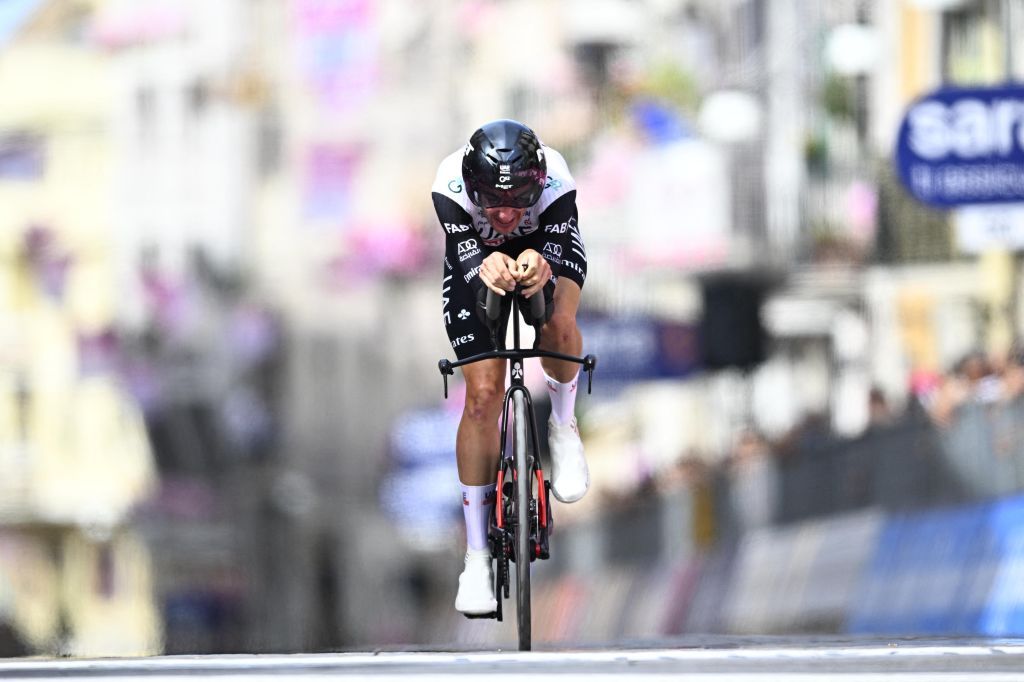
[{"x1": 462, "y1": 119, "x2": 547, "y2": 209}]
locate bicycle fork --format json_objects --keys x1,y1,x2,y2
[{"x1": 495, "y1": 380, "x2": 552, "y2": 561}]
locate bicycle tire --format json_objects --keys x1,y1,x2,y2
[{"x1": 513, "y1": 389, "x2": 532, "y2": 651}]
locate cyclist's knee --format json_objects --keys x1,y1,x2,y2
[
  {"x1": 541, "y1": 311, "x2": 578, "y2": 348},
  {"x1": 464, "y1": 381, "x2": 503, "y2": 423}
]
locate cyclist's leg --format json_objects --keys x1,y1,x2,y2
[
  {"x1": 457, "y1": 358, "x2": 506, "y2": 485},
  {"x1": 537, "y1": 278, "x2": 589, "y2": 503},
  {"x1": 442, "y1": 251, "x2": 507, "y2": 485},
  {"x1": 538, "y1": 277, "x2": 583, "y2": 382},
  {"x1": 443, "y1": 260, "x2": 505, "y2": 614},
  {"x1": 453, "y1": 359, "x2": 505, "y2": 615}
]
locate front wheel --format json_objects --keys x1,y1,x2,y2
[{"x1": 513, "y1": 389, "x2": 532, "y2": 651}]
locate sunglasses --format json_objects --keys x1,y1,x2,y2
[{"x1": 472, "y1": 183, "x2": 543, "y2": 209}]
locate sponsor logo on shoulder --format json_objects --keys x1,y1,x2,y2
[
  {"x1": 544, "y1": 222, "x2": 569, "y2": 234},
  {"x1": 451, "y1": 333, "x2": 475, "y2": 348},
  {"x1": 457, "y1": 308, "x2": 470, "y2": 320},
  {"x1": 444, "y1": 222, "x2": 470, "y2": 234}
]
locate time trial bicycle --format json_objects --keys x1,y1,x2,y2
[{"x1": 438, "y1": 283, "x2": 596, "y2": 651}]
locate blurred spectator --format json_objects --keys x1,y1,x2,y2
[
  {"x1": 928, "y1": 350, "x2": 1002, "y2": 426},
  {"x1": 997, "y1": 344, "x2": 1024, "y2": 402},
  {"x1": 908, "y1": 368, "x2": 942, "y2": 417},
  {"x1": 652, "y1": 452, "x2": 717, "y2": 548},
  {"x1": 867, "y1": 386, "x2": 895, "y2": 429},
  {"x1": 725, "y1": 428, "x2": 778, "y2": 534}
]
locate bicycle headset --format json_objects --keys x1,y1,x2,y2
[{"x1": 462, "y1": 119, "x2": 547, "y2": 209}]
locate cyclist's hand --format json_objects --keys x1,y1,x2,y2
[
  {"x1": 515, "y1": 249, "x2": 551, "y2": 298},
  {"x1": 480, "y1": 251, "x2": 518, "y2": 296}
]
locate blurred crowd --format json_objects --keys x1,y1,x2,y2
[{"x1": 584, "y1": 345, "x2": 1024, "y2": 548}]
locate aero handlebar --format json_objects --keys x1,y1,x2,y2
[
  {"x1": 485, "y1": 286, "x2": 544, "y2": 325},
  {"x1": 439, "y1": 284, "x2": 596, "y2": 399}
]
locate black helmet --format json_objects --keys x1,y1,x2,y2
[{"x1": 462, "y1": 119, "x2": 547, "y2": 209}]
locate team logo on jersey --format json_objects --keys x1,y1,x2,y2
[
  {"x1": 544, "y1": 177, "x2": 561, "y2": 190},
  {"x1": 543, "y1": 242, "x2": 562, "y2": 259},
  {"x1": 444, "y1": 222, "x2": 470, "y2": 234},
  {"x1": 448, "y1": 179, "x2": 463, "y2": 193},
  {"x1": 458, "y1": 309, "x2": 470, "y2": 320},
  {"x1": 458, "y1": 238, "x2": 480, "y2": 262}
]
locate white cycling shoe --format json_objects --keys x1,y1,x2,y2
[
  {"x1": 454, "y1": 548, "x2": 497, "y2": 616},
  {"x1": 548, "y1": 416, "x2": 589, "y2": 503}
]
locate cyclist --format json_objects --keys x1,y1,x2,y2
[{"x1": 431, "y1": 119, "x2": 589, "y2": 615}]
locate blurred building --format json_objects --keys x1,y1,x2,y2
[{"x1": 0, "y1": 0, "x2": 159, "y2": 656}]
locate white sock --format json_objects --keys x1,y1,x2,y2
[
  {"x1": 544, "y1": 369, "x2": 579, "y2": 425},
  {"x1": 461, "y1": 482, "x2": 496, "y2": 552}
]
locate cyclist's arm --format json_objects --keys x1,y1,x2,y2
[
  {"x1": 536, "y1": 190, "x2": 587, "y2": 290},
  {"x1": 431, "y1": 193, "x2": 492, "y2": 296}
]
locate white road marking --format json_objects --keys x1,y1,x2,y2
[{"x1": 1, "y1": 645, "x2": 1024, "y2": 679}]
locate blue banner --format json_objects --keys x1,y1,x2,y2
[
  {"x1": 979, "y1": 496, "x2": 1024, "y2": 635},
  {"x1": 847, "y1": 502, "x2": 994, "y2": 634},
  {"x1": 895, "y1": 83, "x2": 1024, "y2": 207},
  {"x1": 577, "y1": 315, "x2": 700, "y2": 382}
]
